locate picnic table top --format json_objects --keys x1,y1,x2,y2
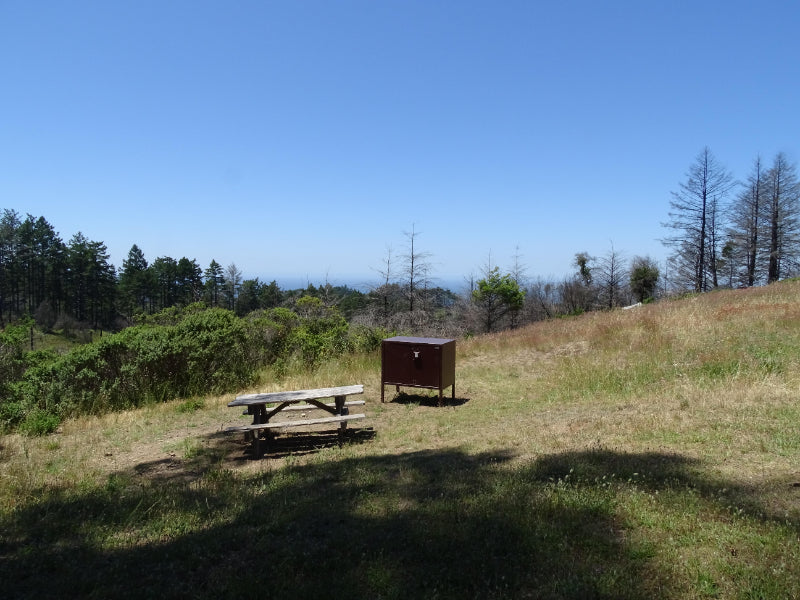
[{"x1": 228, "y1": 384, "x2": 364, "y2": 407}]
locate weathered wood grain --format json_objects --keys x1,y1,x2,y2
[
  {"x1": 229, "y1": 384, "x2": 363, "y2": 407},
  {"x1": 225, "y1": 413, "x2": 365, "y2": 433}
]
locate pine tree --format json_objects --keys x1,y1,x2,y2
[
  {"x1": 204, "y1": 260, "x2": 224, "y2": 307},
  {"x1": 119, "y1": 244, "x2": 152, "y2": 316}
]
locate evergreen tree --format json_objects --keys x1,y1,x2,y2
[
  {"x1": 151, "y1": 256, "x2": 179, "y2": 310},
  {"x1": 176, "y1": 257, "x2": 203, "y2": 305},
  {"x1": 629, "y1": 256, "x2": 660, "y2": 303},
  {"x1": 236, "y1": 278, "x2": 262, "y2": 316},
  {"x1": 0, "y1": 209, "x2": 22, "y2": 324},
  {"x1": 16, "y1": 215, "x2": 65, "y2": 319},
  {"x1": 65, "y1": 233, "x2": 91, "y2": 323},
  {"x1": 258, "y1": 280, "x2": 283, "y2": 308},
  {"x1": 472, "y1": 267, "x2": 524, "y2": 333},
  {"x1": 118, "y1": 244, "x2": 152, "y2": 316},
  {"x1": 65, "y1": 233, "x2": 116, "y2": 327},
  {"x1": 88, "y1": 239, "x2": 117, "y2": 327},
  {"x1": 204, "y1": 260, "x2": 224, "y2": 307}
]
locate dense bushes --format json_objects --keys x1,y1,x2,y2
[
  {"x1": 0, "y1": 301, "x2": 387, "y2": 434},
  {"x1": 245, "y1": 297, "x2": 387, "y2": 371},
  {"x1": 0, "y1": 323, "x2": 29, "y2": 429},
  {"x1": 2, "y1": 309, "x2": 252, "y2": 432},
  {"x1": 0, "y1": 323, "x2": 27, "y2": 394}
]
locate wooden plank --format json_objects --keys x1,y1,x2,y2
[
  {"x1": 229, "y1": 384, "x2": 364, "y2": 407},
  {"x1": 225, "y1": 413, "x2": 366, "y2": 433},
  {"x1": 271, "y1": 400, "x2": 365, "y2": 412},
  {"x1": 241, "y1": 399, "x2": 365, "y2": 416}
]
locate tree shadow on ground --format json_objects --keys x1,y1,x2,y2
[
  {"x1": 388, "y1": 391, "x2": 469, "y2": 407},
  {"x1": 2, "y1": 447, "x2": 799, "y2": 599},
  {"x1": 233, "y1": 426, "x2": 377, "y2": 460}
]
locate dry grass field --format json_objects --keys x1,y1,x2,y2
[{"x1": 2, "y1": 282, "x2": 800, "y2": 598}]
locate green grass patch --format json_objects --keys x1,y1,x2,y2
[
  {"x1": 175, "y1": 398, "x2": 204, "y2": 413},
  {"x1": 3, "y1": 448, "x2": 800, "y2": 599}
]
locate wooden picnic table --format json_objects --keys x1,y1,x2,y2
[{"x1": 226, "y1": 384, "x2": 365, "y2": 457}]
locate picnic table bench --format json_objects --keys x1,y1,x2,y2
[{"x1": 226, "y1": 384, "x2": 365, "y2": 457}]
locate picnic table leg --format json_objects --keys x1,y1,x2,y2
[
  {"x1": 251, "y1": 405, "x2": 267, "y2": 459},
  {"x1": 335, "y1": 394, "x2": 347, "y2": 446}
]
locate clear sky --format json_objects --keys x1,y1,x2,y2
[{"x1": 2, "y1": 1, "x2": 798, "y2": 291}]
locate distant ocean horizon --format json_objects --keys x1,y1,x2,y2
[{"x1": 254, "y1": 274, "x2": 470, "y2": 294}]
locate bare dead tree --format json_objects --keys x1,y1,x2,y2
[
  {"x1": 372, "y1": 244, "x2": 397, "y2": 326},
  {"x1": 663, "y1": 147, "x2": 735, "y2": 292},
  {"x1": 223, "y1": 262, "x2": 242, "y2": 311},
  {"x1": 526, "y1": 277, "x2": 555, "y2": 321},
  {"x1": 727, "y1": 157, "x2": 765, "y2": 286},
  {"x1": 401, "y1": 223, "x2": 432, "y2": 313},
  {"x1": 508, "y1": 245, "x2": 528, "y2": 328},
  {"x1": 763, "y1": 153, "x2": 800, "y2": 283},
  {"x1": 596, "y1": 242, "x2": 627, "y2": 308}
]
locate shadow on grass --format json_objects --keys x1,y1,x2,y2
[
  {"x1": 2, "y1": 447, "x2": 799, "y2": 599},
  {"x1": 388, "y1": 391, "x2": 470, "y2": 407},
  {"x1": 235, "y1": 426, "x2": 377, "y2": 460}
]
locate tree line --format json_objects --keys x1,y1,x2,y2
[
  {"x1": 0, "y1": 210, "x2": 460, "y2": 333},
  {"x1": 664, "y1": 148, "x2": 800, "y2": 291},
  {"x1": 0, "y1": 212, "x2": 116, "y2": 329},
  {"x1": 0, "y1": 209, "x2": 662, "y2": 339},
  {"x1": 0, "y1": 209, "x2": 367, "y2": 330},
  {"x1": 4, "y1": 147, "x2": 797, "y2": 340}
]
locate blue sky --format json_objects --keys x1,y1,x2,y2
[{"x1": 2, "y1": 1, "x2": 798, "y2": 291}]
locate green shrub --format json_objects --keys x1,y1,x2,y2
[
  {"x1": 18, "y1": 407, "x2": 60, "y2": 436},
  {"x1": 133, "y1": 302, "x2": 207, "y2": 326},
  {"x1": 1, "y1": 332, "x2": 58, "y2": 431},
  {"x1": 173, "y1": 308, "x2": 252, "y2": 394},
  {"x1": 0, "y1": 399, "x2": 24, "y2": 431},
  {"x1": 8, "y1": 308, "x2": 257, "y2": 420},
  {"x1": 349, "y1": 324, "x2": 390, "y2": 353},
  {"x1": 245, "y1": 301, "x2": 355, "y2": 367},
  {"x1": 3, "y1": 304, "x2": 390, "y2": 430},
  {"x1": 0, "y1": 323, "x2": 28, "y2": 396},
  {"x1": 176, "y1": 398, "x2": 205, "y2": 413}
]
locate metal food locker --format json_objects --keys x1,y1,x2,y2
[{"x1": 380, "y1": 336, "x2": 455, "y2": 405}]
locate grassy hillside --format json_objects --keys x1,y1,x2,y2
[{"x1": 2, "y1": 282, "x2": 800, "y2": 599}]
